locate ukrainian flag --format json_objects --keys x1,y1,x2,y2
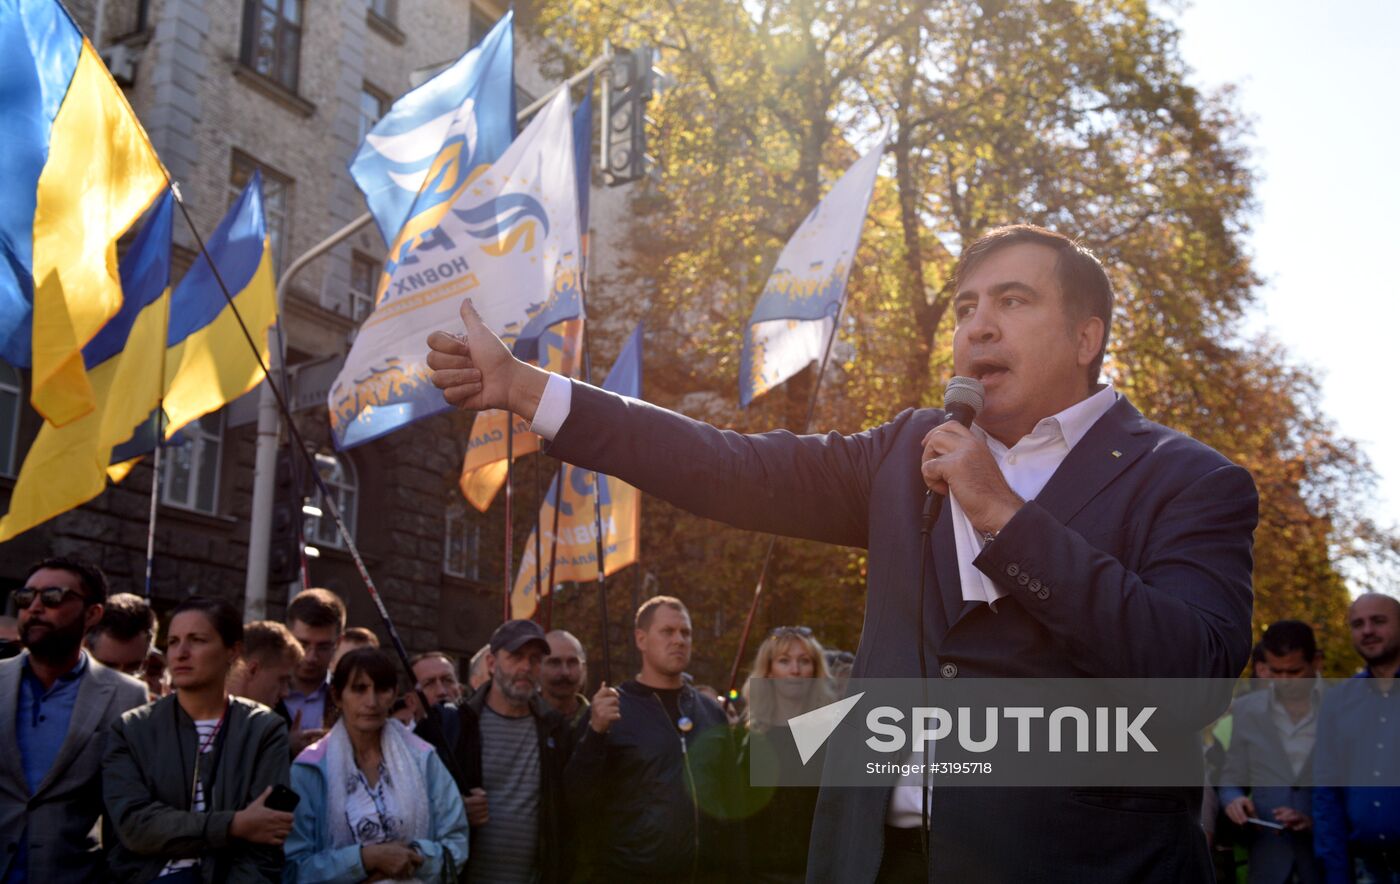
[
  {"x1": 0, "y1": 0, "x2": 168, "y2": 426},
  {"x1": 0, "y1": 191, "x2": 173, "y2": 542},
  {"x1": 109, "y1": 173, "x2": 278, "y2": 474}
]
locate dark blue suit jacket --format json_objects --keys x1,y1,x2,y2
[{"x1": 547, "y1": 381, "x2": 1258, "y2": 883}]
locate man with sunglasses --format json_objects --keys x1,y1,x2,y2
[{"x1": 0, "y1": 557, "x2": 149, "y2": 882}]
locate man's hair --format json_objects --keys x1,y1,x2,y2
[
  {"x1": 331, "y1": 647, "x2": 398, "y2": 696},
  {"x1": 286, "y1": 587, "x2": 347, "y2": 632},
  {"x1": 635, "y1": 595, "x2": 689, "y2": 631},
  {"x1": 409, "y1": 651, "x2": 457, "y2": 670},
  {"x1": 341, "y1": 626, "x2": 379, "y2": 648},
  {"x1": 1251, "y1": 641, "x2": 1267, "y2": 666},
  {"x1": 170, "y1": 596, "x2": 243, "y2": 648},
  {"x1": 88, "y1": 592, "x2": 156, "y2": 643},
  {"x1": 953, "y1": 224, "x2": 1115, "y2": 382},
  {"x1": 243, "y1": 620, "x2": 304, "y2": 664},
  {"x1": 1261, "y1": 620, "x2": 1318, "y2": 662},
  {"x1": 24, "y1": 556, "x2": 109, "y2": 606}
]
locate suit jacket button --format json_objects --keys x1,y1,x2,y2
[
  {"x1": 940, "y1": 663, "x2": 958, "y2": 679},
  {"x1": 1006, "y1": 563, "x2": 1020, "y2": 577},
  {"x1": 1016, "y1": 573, "x2": 1030, "y2": 586},
  {"x1": 1028, "y1": 579, "x2": 1042, "y2": 592},
  {"x1": 1037, "y1": 588, "x2": 1051, "y2": 600}
]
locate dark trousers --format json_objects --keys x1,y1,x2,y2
[{"x1": 876, "y1": 826, "x2": 928, "y2": 884}]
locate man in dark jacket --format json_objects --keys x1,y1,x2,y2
[
  {"x1": 438, "y1": 619, "x2": 571, "y2": 884},
  {"x1": 566, "y1": 596, "x2": 740, "y2": 883}
]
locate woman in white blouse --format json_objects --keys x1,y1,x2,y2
[{"x1": 285, "y1": 647, "x2": 468, "y2": 882}]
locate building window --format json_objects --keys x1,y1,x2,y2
[
  {"x1": 368, "y1": 0, "x2": 396, "y2": 24},
  {"x1": 0, "y1": 364, "x2": 21, "y2": 477},
  {"x1": 443, "y1": 505, "x2": 483, "y2": 580},
  {"x1": 230, "y1": 154, "x2": 292, "y2": 271},
  {"x1": 241, "y1": 0, "x2": 303, "y2": 93},
  {"x1": 358, "y1": 83, "x2": 389, "y2": 143},
  {"x1": 161, "y1": 411, "x2": 223, "y2": 514},
  {"x1": 349, "y1": 252, "x2": 379, "y2": 321},
  {"x1": 304, "y1": 451, "x2": 356, "y2": 550}
]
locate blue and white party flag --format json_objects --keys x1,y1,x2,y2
[
  {"x1": 329, "y1": 89, "x2": 582, "y2": 449},
  {"x1": 739, "y1": 129, "x2": 887, "y2": 407},
  {"x1": 349, "y1": 11, "x2": 514, "y2": 245}
]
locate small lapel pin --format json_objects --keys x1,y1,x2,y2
[
  {"x1": 1111, "y1": 450, "x2": 1122, "y2": 458},
  {"x1": 677, "y1": 716, "x2": 694, "y2": 733}
]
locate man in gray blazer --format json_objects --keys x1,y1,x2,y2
[
  {"x1": 1219, "y1": 620, "x2": 1326, "y2": 884},
  {"x1": 0, "y1": 557, "x2": 149, "y2": 882}
]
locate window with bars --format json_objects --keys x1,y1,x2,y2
[
  {"x1": 349, "y1": 252, "x2": 379, "y2": 322},
  {"x1": 241, "y1": 0, "x2": 303, "y2": 93},
  {"x1": 359, "y1": 83, "x2": 389, "y2": 143},
  {"x1": 230, "y1": 154, "x2": 292, "y2": 271},
  {"x1": 0, "y1": 364, "x2": 21, "y2": 477},
  {"x1": 160, "y1": 411, "x2": 223, "y2": 514},
  {"x1": 304, "y1": 451, "x2": 357, "y2": 550},
  {"x1": 443, "y1": 505, "x2": 483, "y2": 580}
]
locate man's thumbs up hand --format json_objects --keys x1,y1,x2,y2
[{"x1": 427, "y1": 298, "x2": 547, "y2": 419}]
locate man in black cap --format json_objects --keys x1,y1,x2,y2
[{"x1": 452, "y1": 619, "x2": 572, "y2": 884}]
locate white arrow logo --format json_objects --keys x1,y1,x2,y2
[{"x1": 789, "y1": 692, "x2": 865, "y2": 764}]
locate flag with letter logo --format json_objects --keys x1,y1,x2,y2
[
  {"x1": 330, "y1": 88, "x2": 583, "y2": 449},
  {"x1": 510, "y1": 323, "x2": 643, "y2": 619},
  {"x1": 349, "y1": 11, "x2": 514, "y2": 245},
  {"x1": 739, "y1": 130, "x2": 886, "y2": 407},
  {"x1": 457, "y1": 90, "x2": 595, "y2": 510},
  {"x1": 0, "y1": 0, "x2": 167, "y2": 426}
]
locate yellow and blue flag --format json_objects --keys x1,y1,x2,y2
[
  {"x1": 0, "y1": 191, "x2": 173, "y2": 541},
  {"x1": 109, "y1": 173, "x2": 278, "y2": 470},
  {"x1": 739, "y1": 129, "x2": 886, "y2": 407},
  {"x1": 0, "y1": 0, "x2": 167, "y2": 426},
  {"x1": 510, "y1": 323, "x2": 643, "y2": 619}
]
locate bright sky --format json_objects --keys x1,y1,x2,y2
[{"x1": 1174, "y1": 1, "x2": 1400, "y2": 548}]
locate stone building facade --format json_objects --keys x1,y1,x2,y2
[{"x1": 0, "y1": 0, "x2": 629, "y2": 661}]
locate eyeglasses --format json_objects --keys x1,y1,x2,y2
[
  {"x1": 769, "y1": 625, "x2": 813, "y2": 638},
  {"x1": 12, "y1": 586, "x2": 85, "y2": 609}
]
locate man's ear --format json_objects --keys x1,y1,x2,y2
[
  {"x1": 83, "y1": 602, "x2": 105, "y2": 633},
  {"x1": 635, "y1": 628, "x2": 647, "y2": 652},
  {"x1": 1076, "y1": 316, "x2": 1106, "y2": 371}
]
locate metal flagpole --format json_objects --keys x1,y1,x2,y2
[
  {"x1": 534, "y1": 453, "x2": 544, "y2": 615},
  {"x1": 503, "y1": 421, "x2": 514, "y2": 620},
  {"x1": 143, "y1": 407, "x2": 163, "y2": 598},
  {"x1": 723, "y1": 302, "x2": 848, "y2": 699},
  {"x1": 544, "y1": 467, "x2": 563, "y2": 631}
]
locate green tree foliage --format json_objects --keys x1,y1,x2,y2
[{"x1": 517, "y1": 0, "x2": 1393, "y2": 682}]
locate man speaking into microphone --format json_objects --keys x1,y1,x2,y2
[{"x1": 426, "y1": 225, "x2": 1257, "y2": 883}]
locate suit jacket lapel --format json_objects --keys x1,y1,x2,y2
[
  {"x1": 32, "y1": 664, "x2": 113, "y2": 800},
  {"x1": 0, "y1": 660, "x2": 27, "y2": 795},
  {"x1": 932, "y1": 495, "x2": 971, "y2": 640},
  {"x1": 1032, "y1": 397, "x2": 1152, "y2": 528}
]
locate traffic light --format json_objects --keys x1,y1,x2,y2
[
  {"x1": 268, "y1": 450, "x2": 307, "y2": 585},
  {"x1": 602, "y1": 45, "x2": 658, "y2": 186}
]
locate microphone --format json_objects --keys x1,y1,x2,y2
[{"x1": 920, "y1": 376, "x2": 985, "y2": 535}]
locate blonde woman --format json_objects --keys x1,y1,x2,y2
[{"x1": 738, "y1": 626, "x2": 834, "y2": 883}]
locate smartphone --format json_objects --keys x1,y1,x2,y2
[
  {"x1": 1245, "y1": 817, "x2": 1285, "y2": 830},
  {"x1": 266, "y1": 784, "x2": 301, "y2": 813}
]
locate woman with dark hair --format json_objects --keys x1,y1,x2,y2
[
  {"x1": 285, "y1": 647, "x2": 468, "y2": 882},
  {"x1": 103, "y1": 595, "x2": 293, "y2": 882}
]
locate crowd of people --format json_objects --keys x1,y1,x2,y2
[{"x1": 1, "y1": 554, "x2": 1397, "y2": 882}]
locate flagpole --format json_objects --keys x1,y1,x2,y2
[
  {"x1": 533, "y1": 452, "x2": 544, "y2": 617},
  {"x1": 724, "y1": 305, "x2": 846, "y2": 700},
  {"x1": 503, "y1": 419, "x2": 514, "y2": 621},
  {"x1": 545, "y1": 467, "x2": 563, "y2": 631},
  {"x1": 143, "y1": 407, "x2": 164, "y2": 598}
]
